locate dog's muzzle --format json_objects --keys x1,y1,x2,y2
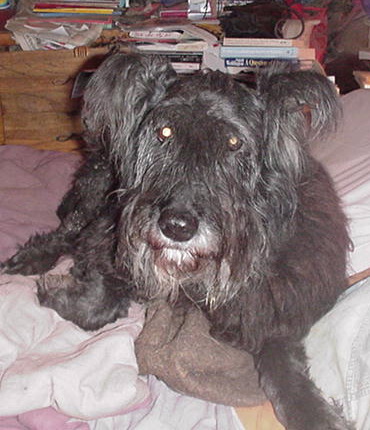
[
  {"x1": 140, "y1": 201, "x2": 220, "y2": 278},
  {"x1": 158, "y1": 208, "x2": 199, "y2": 242}
]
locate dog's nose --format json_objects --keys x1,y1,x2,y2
[{"x1": 158, "y1": 208, "x2": 199, "y2": 242}]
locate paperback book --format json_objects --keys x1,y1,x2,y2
[
  {"x1": 222, "y1": 36, "x2": 305, "y2": 48},
  {"x1": 220, "y1": 45, "x2": 298, "y2": 59}
]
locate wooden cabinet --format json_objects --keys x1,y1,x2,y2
[{"x1": 0, "y1": 47, "x2": 109, "y2": 152}]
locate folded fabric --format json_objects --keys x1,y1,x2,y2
[
  {"x1": 306, "y1": 277, "x2": 370, "y2": 429},
  {"x1": 0, "y1": 260, "x2": 149, "y2": 420},
  {"x1": 135, "y1": 300, "x2": 266, "y2": 407}
]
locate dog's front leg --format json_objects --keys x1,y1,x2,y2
[
  {"x1": 36, "y1": 210, "x2": 135, "y2": 330},
  {"x1": 37, "y1": 269, "x2": 132, "y2": 331},
  {"x1": 1, "y1": 151, "x2": 115, "y2": 276},
  {"x1": 1, "y1": 228, "x2": 74, "y2": 276},
  {"x1": 255, "y1": 339, "x2": 354, "y2": 430}
]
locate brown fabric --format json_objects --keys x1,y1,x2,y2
[
  {"x1": 135, "y1": 270, "x2": 370, "y2": 408},
  {"x1": 135, "y1": 300, "x2": 266, "y2": 407}
]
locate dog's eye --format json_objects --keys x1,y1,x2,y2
[
  {"x1": 227, "y1": 136, "x2": 241, "y2": 151},
  {"x1": 157, "y1": 126, "x2": 173, "y2": 142}
]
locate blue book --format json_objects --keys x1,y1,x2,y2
[
  {"x1": 220, "y1": 45, "x2": 298, "y2": 59},
  {"x1": 224, "y1": 58, "x2": 297, "y2": 67}
]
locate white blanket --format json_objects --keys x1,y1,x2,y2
[{"x1": 0, "y1": 260, "x2": 149, "y2": 420}]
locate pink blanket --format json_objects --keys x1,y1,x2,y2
[{"x1": 0, "y1": 145, "x2": 79, "y2": 262}]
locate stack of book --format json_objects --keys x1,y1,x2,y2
[
  {"x1": 353, "y1": 70, "x2": 370, "y2": 89},
  {"x1": 355, "y1": 49, "x2": 370, "y2": 88},
  {"x1": 31, "y1": 0, "x2": 125, "y2": 25},
  {"x1": 159, "y1": 2, "x2": 188, "y2": 19},
  {"x1": 116, "y1": 23, "x2": 218, "y2": 73},
  {"x1": 220, "y1": 36, "x2": 316, "y2": 74},
  {"x1": 159, "y1": 0, "x2": 214, "y2": 20},
  {"x1": 359, "y1": 48, "x2": 370, "y2": 61}
]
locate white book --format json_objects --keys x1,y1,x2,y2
[
  {"x1": 222, "y1": 37, "x2": 305, "y2": 48},
  {"x1": 359, "y1": 49, "x2": 370, "y2": 60},
  {"x1": 220, "y1": 45, "x2": 298, "y2": 59}
]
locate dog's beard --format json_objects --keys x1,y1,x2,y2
[{"x1": 118, "y1": 214, "x2": 237, "y2": 309}]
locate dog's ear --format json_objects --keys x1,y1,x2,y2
[
  {"x1": 82, "y1": 52, "x2": 177, "y2": 158},
  {"x1": 257, "y1": 64, "x2": 341, "y2": 180}
]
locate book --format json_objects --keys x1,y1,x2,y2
[
  {"x1": 296, "y1": 48, "x2": 316, "y2": 61},
  {"x1": 134, "y1": 40, "x2": 208, "y2": 52},
  {"x1": 225, "y1": 59, "x2": 316, "y2": 75},
  {"x1": 220, "y1": 45, "x2": 298, "y2": 59},
  {"x1": 171, "y1": 62, "x2": 201, "y2": 71},
  {"x1": 359, "y1": 49, "x2": 370, "y2": 60},
  {"x1": 133, "y1": 50, "x2": 203, "y2": 63},
  {"x1": 167, "y1": 53, "x2": 203, "y2": 63},
  {"x1": 33, "y1": 7, "x2": 115, "y2": 13},
  {"x1": 160, "y1": 9, "x2": 188, "y2": 18},
  {"x1": 33, "y1": 3, "x2": 116, "y2": 9},
  {"x1": 28, "y1": 14, "x2": 114, "y2": 23},
  {"x1": 31, "y1": 0, "x2": 123, "y2": 22},
  {"x1": 224, "y1": 58, "x2": 297, "y2": 68},
  {"x1": 128, "y1": 30, "x2": 184, "y2": 40},
  {"x1": 353, "y1": 70, "x2": 370, "y2": 88},
  {"x1": 34, "y1": 0, "x2": 119, "y2": 3},
  {"x1": 220, "y1": 46, "x2": 315, "y2": 61},
  {"x1": 131, "y1": 50, "x2": 203, "y2": 73},
  {"x1": 222, "y1": 36, "x2": 305, "y2": 48},
  {"x1": 159, "y1": 2, "x2": 188, "y2": 18}
]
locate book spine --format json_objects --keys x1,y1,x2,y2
[
  {"x1": 220, "y1": 46, "x2": 298, "y2": 59},
  {"x1": 159, "y1": 10, "x2": 188, "y2": 18},
  {"x1": 34, "y1": 3, "x2": 116, "y2": 8},
  {"x1": 154, "y1": 52, "x2": 203, "y2": 62},
  {"x1": 297, "y1": 48, "x2": 316, "y2": 61},
  {"x1": 28, "y1": 15, "x2": 113, "y2": 22},
  {"x1": 134, "y1": 41, "x2": 207, "y2": 52},
  {"x1": 33, "y1": 8, "x2": 115, "y2": 13},
  {"x1": 128, "y1": 30, "x2": 183, "y2": 40},
  {"x1": 359, "y1": 50, "x2": 370, "y2": 60},
  {"x1": 222, "y1": 37, "x2": 304, "y2": 47},
  {"x1": 171, "y1": 62, "x2": 201, "y2": 70},
  {"x1": 224, "y1": 58, "x2": 296, "y2": 67}
]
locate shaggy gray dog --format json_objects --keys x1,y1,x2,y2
[{"x1": 2, "y1": 54, "x2": 352, "y2": 429}]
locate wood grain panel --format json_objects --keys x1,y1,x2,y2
[
  {"x1": 3, "y1": 111, "x2": 83, "y2": 151},
  {"x1": 1, "y1": 83, "x2": 80, "y2": 114},
  {"x1": 0, "y1": 46, "x2": 128, "y2": 151},
  {"x1": 0, "y1": 47, "x2": 109, "y2": 79}
]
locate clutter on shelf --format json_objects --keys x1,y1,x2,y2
[{"x1": 4, "y1": 0, "x2": 347, "y2": 75}]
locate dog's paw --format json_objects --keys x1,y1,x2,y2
[
  {"x1": 1, "y1": 249, "x2": 58, "y2": 276},
  {"x1": 37, "y1": 272, "x2": 131, "y2": 331}
]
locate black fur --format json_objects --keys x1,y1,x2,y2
[{"x1": 2, "y1": 53, "x2": 352, "y2": 429}]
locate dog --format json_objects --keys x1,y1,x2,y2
[{"x1": 2, "y1": 53, "x2": 352, "y2": 429}]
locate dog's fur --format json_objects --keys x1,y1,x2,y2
[{"x1": 2, "y1": 54, "x2": 352, "y2": 429}]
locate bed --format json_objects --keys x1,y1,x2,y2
[{"x1": 0, "y1": 88, "x2": 369, "y2": 430}]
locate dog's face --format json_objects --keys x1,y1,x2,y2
[
  {"x1": 120, "y1": 73, "x2": 263, "y2": 305},
  {"x1": 83, "y1": 54, "x2": 341, "y2": 307}
]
